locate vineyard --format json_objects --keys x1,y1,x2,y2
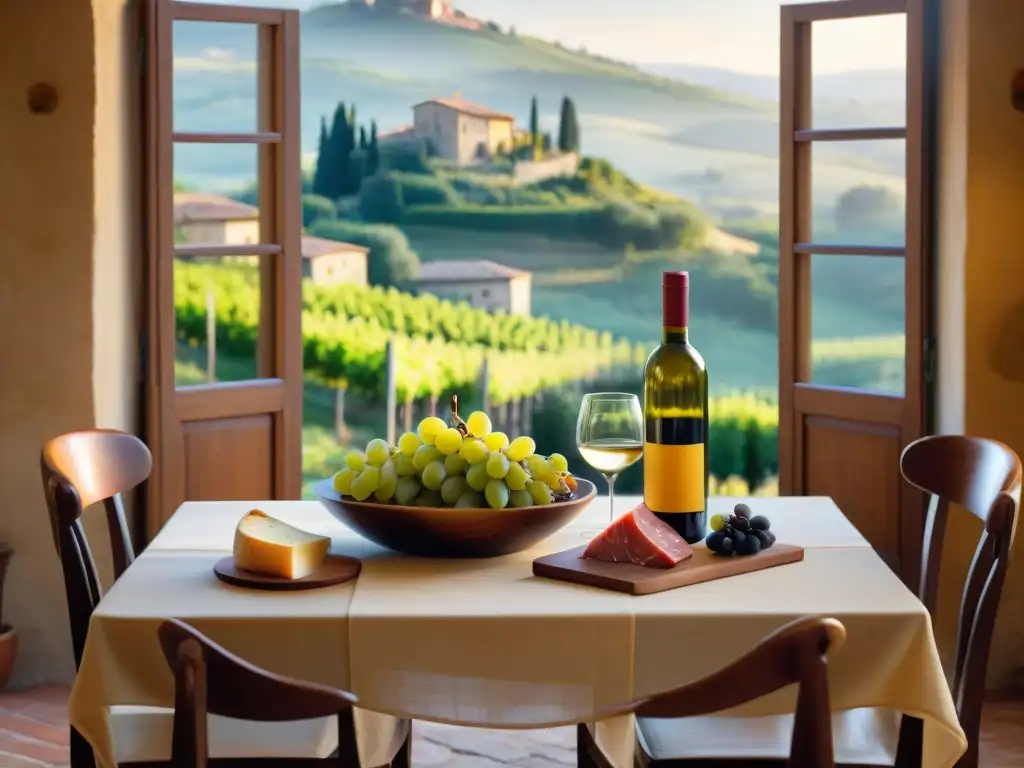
[
  {"x1": 174, "y1": 262, "x2": 782, "y2": 493},
  {"x1": 174, "y1": 262, "x2": 647, "y2": 404}
]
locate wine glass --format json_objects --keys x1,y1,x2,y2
[{"x1": 576, "y1": 393, "x2": 644, "y2": 522}]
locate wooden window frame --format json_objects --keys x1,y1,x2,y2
[
  {"x1": 779, "y1": 0, "x2": 938, "y2": 584},
  {"x1": 142, "y1": 0, "x2": 304, "y2": 540}
]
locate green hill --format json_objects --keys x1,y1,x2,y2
[
  {"x1": 171, "y1": 2, "x2": 769, "y2": 190},
  {"x1": 301, "y1": 4, "x2": 761, "y2": 104},
  {"x1": 172, "y1": 2, "x2": 900, "y2": 221},
  {"x1": 176, "y1": 2, "x2": 762, "y2": 111}
]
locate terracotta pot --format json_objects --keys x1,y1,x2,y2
[{"x1": 0, "y1": 625, "x2": 18, "y2": 689}]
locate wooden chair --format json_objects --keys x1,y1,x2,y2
[
  {"x1": 41, "y1": 429, "x2": 410, "y2": 768},
  {"x1": 577, "y1": 616, "x2": 846, "y2": 768},
  {"x1": 158, "y1": 617, "x2": 382, "y2": 767},
  {"x1": 585, "y1": 435, "x2": 1020, "y2": 768},
  {"x1": 898, "y1": 434, "x2": 1021, "y2": 768}
]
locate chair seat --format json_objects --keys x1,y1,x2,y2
[
  {"x1": 637, "y1": 707, "x2": 901, "y2": 765},
  {"x1": 110, "y1": 705, "x2": 409, "y2": 766}
]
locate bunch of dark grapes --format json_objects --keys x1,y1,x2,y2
[{"x1": 705, "y1": 503, "x2": 775, "y2": 556}]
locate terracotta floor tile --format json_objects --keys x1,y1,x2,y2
[
  {"x1": 0, "y1": 713, "x2": 69, "y2": 746},
  {"x1": 16, "y1": 703, "x2": 71, "y2": 728},
  {"x1": 0, "y1": 687, "x2": 69, "y2": 714},
  {"x1": 0, "y1": 754, "x2": 59, "y2": 767},
  {"x1": 0, "y1": 732, "x2": 71, "y2": 766},
  {"x1": 0, "y1": 685, "x2": 1021, "y2": 766}
]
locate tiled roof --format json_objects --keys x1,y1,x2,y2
[
  {"x1": 416, "y1": 259, "x2": 529, "y2": 282},
  {"x1": 413, "y1": 97, "x2": 513, "y2": 121},
  {"x1": 378, "y1": 125, "x2": 416, "y2": 141},
  {"x1": 301, "y1": 235, "x2": 370, "y2": 259},
  {"x1": 173, "y1": 193, "x2": 257, "y2": 223}
]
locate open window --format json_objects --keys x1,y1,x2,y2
[
  {"x1": 143, "y1": 0, "x2": 304, "y2": 539},
  {"x1": 778, "y1": 0, "x2": 934, "y2": 583}
]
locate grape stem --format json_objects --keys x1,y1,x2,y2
[{"x1": 451, "y1": 394, "x2": 470, "y2": 436}]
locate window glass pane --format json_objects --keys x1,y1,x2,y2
[
  {"x1": 174, "y1": 254, "x2": 265, "y2": 386},
  {"x1": 811, "y1": 139, "x2": 905, "y2": 247},
  {"x1": 173, "y1": 20, "x2": 258, "y2": 133},
  {"x1": 810, "y1": 14, "x2": 906, "y2": 129},
  {"x1": 811, "y1": 253, "x2": 904, "y2": 395},
  {"x1": 174, "y1": 143, "x2": 264, "y2": 386},
  {"x1": 173, "y1": 142, "x2": 262, "y2": 208}
]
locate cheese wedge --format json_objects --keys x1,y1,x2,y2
[{"x1": 232, "y1": 509, "x2": 330, "y2": 580}]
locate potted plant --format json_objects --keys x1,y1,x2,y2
[{"x1": 0, "y1": 544, "x2": 16, "y2": 689}]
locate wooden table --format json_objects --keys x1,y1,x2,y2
[{"x1": 68, "y1": 496, "x2": 966, "y2": 768}]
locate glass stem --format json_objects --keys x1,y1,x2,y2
[{"x1": 607, "y1": 473, "x2": 617, "y2": 522}]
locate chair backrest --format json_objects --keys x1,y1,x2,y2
[
  {"x1": 589, "y1": 616, "x2": 845, "y2": 768},
  {"x1": 158, "y1": 619, "x2": 361, "y2": 767},
  {"x1": 40, "y1": 429, "x2": 152, "y2": 669},
  {"x1": 900, "y1": 434, "x2": 1021, "y2": 762}
]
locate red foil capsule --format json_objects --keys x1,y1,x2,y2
[{"x1": 662, "y1": 270, "x2": 689, "y2": 328}]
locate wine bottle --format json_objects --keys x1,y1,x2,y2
[{"x1": 643, "y1": 271, "x2": 709, "y2": 544}]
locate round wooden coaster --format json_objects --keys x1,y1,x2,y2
[{"x1": 213, "y1": 554, "x2": 361, "y2": 591}]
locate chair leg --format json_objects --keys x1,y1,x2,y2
[
  {"x1": 390, "y1": 731, "x2": 411, "y2": 768},
  {"x1": 70, "y1": 726, "x2": 97, "y2": 768},
  {"x1": 577, "y1": 724, "x2": 596, "y2": 768},
  {"x1": 894, "y1": 715, "x2": 923, "y2": 768},
  {"x1": 577, "y1": 723, "x2": 616, "y2": 768}
]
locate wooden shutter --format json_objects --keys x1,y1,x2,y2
[
  {"x1": 143, "y1": 1, "x2": 303, "y2": 539},
  {"x1": 779, "y1": 0, "x2": 934, "y2": 584}
]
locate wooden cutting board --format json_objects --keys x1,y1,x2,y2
[{"x1": 532, "y1": 543, "x2": 804, "y2": 596}]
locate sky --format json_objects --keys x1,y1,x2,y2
[{"x1": 217, "y1": 0, "x2": 907, "y2": 75}]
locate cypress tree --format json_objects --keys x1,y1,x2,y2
[
  {"x1": 312, "y1": 116, "x2": 331, "y2": 196},
  {"x1": 529, "y1": 96, "x2": 539, "y2": 153},
  {"x1": 565, "y1": 97, "x2": 580, "y2": 152},
  {"x1": 347, "y1": 106, "x2": 358, "y2": 152},
  {"x1": 325, "y1": 102, "x2": 351, "y2": 200},
  {"x1": 359, "y1": 125, "x2": 368, "y2": 150},
  {"x1": 341, "y1": 106, "x2": 359, "y2": 195},
  {"x1": 557, "y1": 97, "x2": 571, "y2": 153},
  {"x1": 367, "y1": 121, "x2": 381, "y2": 176}
]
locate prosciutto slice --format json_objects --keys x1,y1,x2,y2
[{"x1": 581, "y1": 502, "x2": 694, "y2": 569}]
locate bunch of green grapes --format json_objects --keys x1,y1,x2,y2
[{"x1": 331, "y1": 410, "x2": 578, "y2": 510}]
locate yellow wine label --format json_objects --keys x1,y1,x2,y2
[{"x1": 643, "y1": 442, "x2": 705, "y2": 513}]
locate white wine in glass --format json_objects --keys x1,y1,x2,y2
[
  {"x1": 577, "y1": 393, "x2": 644, "y2": 522},
  {"x1": 578, "y1": 439, "x2": 644, "y2": 475}
]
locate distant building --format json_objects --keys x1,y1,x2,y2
[
  {"x1": 415, "y1": 260, "x2": 531, "y2": 315},
  {"x1": 412, "y1": 95, "x2": 514, "y2": 164},
  {"x1": 174, "y1": 193, "x2": 259, "y2": 246},
  {"x1": 174, "y1": 193, "x2": 368, "y2": 286},
  {"x1": 362, "y1": 0, "x2": 452, "y2": 18},
  {"x1": 376, "y1": 124, "x2": 420, "y2": 151},
  {"x1": 360, "y1": 0, "x2": 482, "y2": 27},
  {"x1": 301, "y1": 235, "x2": 369, "y2": 286}
]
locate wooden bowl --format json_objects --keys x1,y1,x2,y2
[{"x1": 314, "y1": 477, "x2": 596, "y2": 558}]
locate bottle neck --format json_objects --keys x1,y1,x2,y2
[
  {"x1": 662, "y1": 326, "x2": 688, "y2": 344},
  {"x1": 662, "y1": 279, "x2": 689, "y2": 339}
]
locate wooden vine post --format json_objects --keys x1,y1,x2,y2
[
  {"x1": 206, "y1": 286, "x2": 216, "y2": 383},
  {"x1": 385, "y1": 337, "x2": 397, "y2": 445}
]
